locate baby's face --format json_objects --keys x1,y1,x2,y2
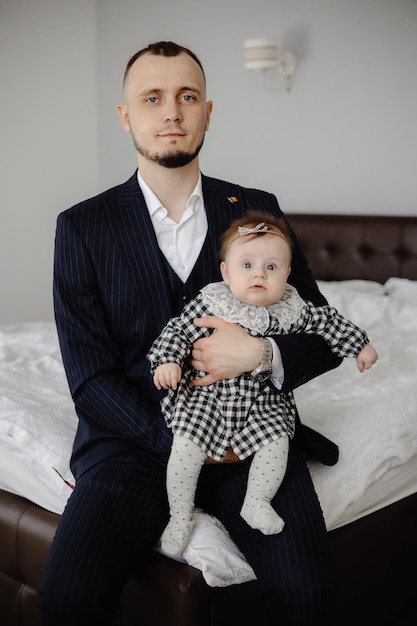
[{"x1": 220, "y1": 234, "x2": 291, "y2": 307}]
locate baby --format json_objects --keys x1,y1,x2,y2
[{"x1": 148, "y1": 211, "x2": 378, "y2": 555}]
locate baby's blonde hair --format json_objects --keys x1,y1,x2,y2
[{"x1": 219, "y1": 211, "x2": 293, "y2": 262}]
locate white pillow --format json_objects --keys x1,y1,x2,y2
[
  {"x1": 316, "y1": 279, "x2": 387, "y2": 330},
  {"x1": 384, "y1": 277, "x2": 417, "y2": 300}
]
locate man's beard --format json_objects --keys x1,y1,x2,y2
[{"x1": 133, "y1": 135, "x2": 205, "y2": 169}]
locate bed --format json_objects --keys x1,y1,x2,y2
[{"x1": 1, "y1": 213, "x2": 417, "y2": 626}]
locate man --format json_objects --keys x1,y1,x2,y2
[{"x1": 39, "y1": 41, "x2": 341, "y2": 625}]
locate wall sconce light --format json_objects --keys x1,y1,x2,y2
[{"x1": 243, "y1": 38, "x2": 298, "y2": 93}]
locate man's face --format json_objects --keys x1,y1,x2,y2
[{"x1": 118, "y1": 52, "x2": 213, "y2": 168}]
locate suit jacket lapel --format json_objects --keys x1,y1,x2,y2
[
  {"x1": 105, "y1": 173, "x2": 173, "y2": 328},
  {"x1": 202, "y1": 175, "x2": 247, "y2": 253}
]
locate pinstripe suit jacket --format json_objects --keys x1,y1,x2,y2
[{"x1": 53, "y1": 172, "x2": 341, "y2": 479}]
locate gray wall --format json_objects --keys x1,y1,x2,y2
[
  {"x1": 0, "y1": 0, "x2": 99, "y2": 323},
  {"x1": 1, "y1": 0, "x2": 417, "y2": 322}
]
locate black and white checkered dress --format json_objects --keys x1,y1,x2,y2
[{"x1": 148, "y1": 283, "x2": 368, "y2": 461}]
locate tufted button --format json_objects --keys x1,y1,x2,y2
[
  {"x1": 395, "y1": 245, "x2": 412, "y2": 261},
  {"x1": 358, "y1": 243, "x2": 374, "y2": 259}
]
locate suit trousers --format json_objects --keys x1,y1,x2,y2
[{"x1": 38, "y1": 443, "x2": 337, "y2": 626}]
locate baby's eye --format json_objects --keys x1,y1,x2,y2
[
  {"x1": 266, "y1": 264, "x2": 276, "y2": 271},
  {"x1": 243, "y1": 262, "x2": 252, "y2": 269}
]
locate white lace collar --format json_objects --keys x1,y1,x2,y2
[{"x1": 200, "y1": 282, "x2": 304, "y2": 334}]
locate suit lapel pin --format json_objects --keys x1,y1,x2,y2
[{"x1": 227, "y1": 196, "x2": 239, "y2": 203}]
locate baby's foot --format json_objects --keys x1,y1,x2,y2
[
  {"x1": 160, "y1": 518, "x2": 195, "y2": 556},
  {"x1": 240, "y1": 498, "x2": 285, "y2": 535}
]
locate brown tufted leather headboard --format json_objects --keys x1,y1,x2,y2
[{"x1": 287, "y1": 214, "x2": 417, "y2": 283}]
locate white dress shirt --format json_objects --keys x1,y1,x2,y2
[
  {"x1": 137, "y1": 171, "x2": 283, "y2": 388},
  {"x1": 138, "y1": 172, "x2": 207, "y2": 283}
]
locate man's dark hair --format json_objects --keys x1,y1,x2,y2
[{"x1": 123, "y1": 41, "x2": 205, "y2": 86}]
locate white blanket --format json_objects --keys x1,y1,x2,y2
[
  {"x1": 1, "y1": 278, "x2": 417, "y2": 586},
  {"x1": 297, "y1": 278, "x2": 417, "y2": 529}
]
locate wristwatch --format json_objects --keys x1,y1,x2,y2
[{"x1": 251, "y1": 338, "x2": 273, "y2": 381}]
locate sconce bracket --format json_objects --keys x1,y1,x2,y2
[
  {"x1": 244, "y1": 39, "x2": 298, "y2": 93},
  {"x1": 277, "y1": 52, "x2": 297, "y2": 79}
]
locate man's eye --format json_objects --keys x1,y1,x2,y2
[
  {"x1": 243, "y1": 262, "x2": 252, "y2": 269},
  {"x1": 146, "y1": 96, "x2": 158, "y2": 104},
  {"x1": 182, "y1": 94, "x2": 195, "y2": 102}
]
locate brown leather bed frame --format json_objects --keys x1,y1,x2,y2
[{"x1": 1, "y1": 214, "x2": 417, "y2": 626}]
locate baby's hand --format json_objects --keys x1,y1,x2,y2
[
  {"x1": 153, "y1": 363, "x2": 182, "y2": 390},
  {"x1": 356, "y1": 343, "x2": 379, "y2": 373}
]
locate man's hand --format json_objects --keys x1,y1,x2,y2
[{"x1": 190, "y1": 316, "x2": 262, "y2": 386}]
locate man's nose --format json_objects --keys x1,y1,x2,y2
[{"x1": 163, "y1": 99, "x2": 182, "y2": 123}]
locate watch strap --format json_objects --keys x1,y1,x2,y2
[{"x1": 251, "y1": 338, "x2": 273, "y2": 379}]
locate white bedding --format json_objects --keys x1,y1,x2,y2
[
  {"x1": 296, "y1": 277, "x2": 417, "y2": 529},
  {"x1": 1, "y1": 278, "x2": 417, "y2": 587}
]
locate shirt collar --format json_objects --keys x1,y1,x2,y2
[{"x1": 137, "y1": 170, "x2": 203, "y2": 220}]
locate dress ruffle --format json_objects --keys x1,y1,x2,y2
[{"x1": 200, "y1": 282, "x2": 305, "y2": 334}]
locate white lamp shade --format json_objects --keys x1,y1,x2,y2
[{"x1": 244, "y1": 38, "x2": 278, "y2": 71}]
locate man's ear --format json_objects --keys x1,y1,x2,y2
[
  {"x1": 220, "y1": 261, "x2": 229, "y2": 284},
  {"x1": 117, "y1": 103, "x2": 131, "y2": 133},
  {"x1": 205, "y1": 100, "x2": 213, "y2": 130}
]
